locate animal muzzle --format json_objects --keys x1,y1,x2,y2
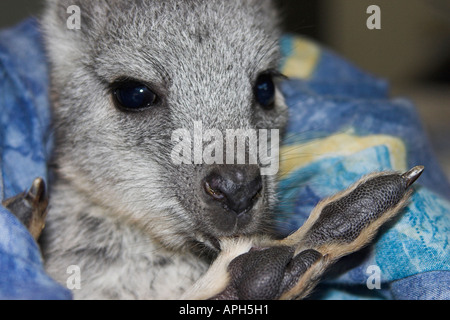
[{"x1": 202, "y1": 164, "x2": 264, "y2": 233}]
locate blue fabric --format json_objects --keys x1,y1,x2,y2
[
  {"x1": 0, "y1": 19, "x2": 71, "y2": 299},
  {"x1": 391, "y1": 271, "x2": 450, "y2": 300},
  {"x1": 0, "y1": 20, "x2": 448, "y2": 300},
  {"x1": 276, "y1": 35, "x2": 450, "y2": 299}
]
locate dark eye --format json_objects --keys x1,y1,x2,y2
[
  {"x1": 254, "y1": 72, "x2": 275, "y2": 109},
  {"x1": 113, "y1": 81, "x2": 158, "y2": 111}
]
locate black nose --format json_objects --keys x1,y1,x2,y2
[{"x1": 203, "y1": 166, "x2": 262, "y2": 215}]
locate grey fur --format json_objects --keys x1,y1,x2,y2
[{"x1": 40, "y1": 0, "x2": 287, "y2": 299}]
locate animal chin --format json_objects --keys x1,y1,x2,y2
[
  {"x1": 194, "y1": 220, "x2": 262, "y2": 253},
  {"x1": 193, "y1": 232, "x2": 221, "y2": 251}
]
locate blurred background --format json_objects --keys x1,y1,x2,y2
[{"x1": 1, "y1": 0, "x2": 449, "y2": 178}]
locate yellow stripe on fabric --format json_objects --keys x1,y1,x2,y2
[
  {"x1": 281, "y1": 37, "x2": 320, "y2": 79},
  {"x1": 279, "y1": 133, "x2": 407, "y2": 178}
]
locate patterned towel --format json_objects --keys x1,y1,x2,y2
[
  {"x1": 276, "y1": 35, "x2": 450, "y2": 299},
  {"x1": 0, "y1": 19, "x2": 449, "y2": 299}
]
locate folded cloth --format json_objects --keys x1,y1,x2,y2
[
  {"x1": 0, "y1": 19, "x2": 71, "y2": 300},
  {"x1": 0, "y1": 20, "x2": 449, "y2": 300}
]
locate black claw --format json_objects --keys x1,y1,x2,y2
[
  {"x1": 401, "y1": 165, "x2": 424, "y2": 188},
  {"x1": 26, "y1": 177, "x2": 48, "y2": 218},
  {"x1": 28, "y1": 177, "x2": 45, "y2": 202}
]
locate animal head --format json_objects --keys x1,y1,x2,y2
[{"x1": 43, "y1": 0, "x2": 288, "y2": 250}]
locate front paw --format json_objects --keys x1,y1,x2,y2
[{"x1": 212, "y1": 246, "x2": 323, "y2": 300}]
